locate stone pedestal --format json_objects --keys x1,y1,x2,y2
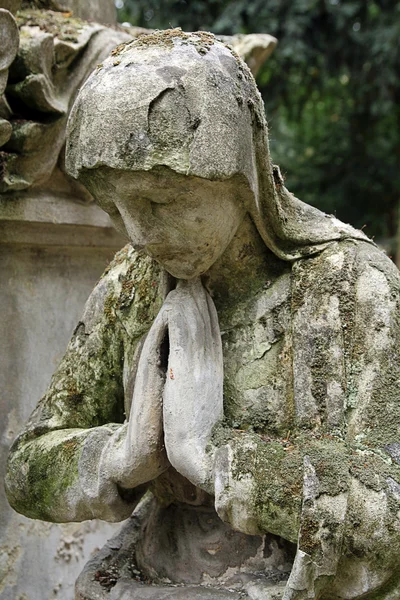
[{"x1": 0, "y1": 191, "x2": 127, "y2": 600}]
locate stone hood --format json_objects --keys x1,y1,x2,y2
[{"x1": 66, "y1": 30, "x2": 371, "y2": 261}]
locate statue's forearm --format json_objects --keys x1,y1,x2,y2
[
  {"x1": 212, "y1": 432, "x2": 349, "y2": 537},
  {"x1": 5, "y1": 425, "x2": 139, "y2": 523}
]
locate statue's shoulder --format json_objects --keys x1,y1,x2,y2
[
  {"x1": 325, "y1": 238, "x2": 400, "y2": 288},
  {"x1": 86, "y1": 244, "x2": 169, "y2": 339},
  {"x1": 291, "y1": 238, "x2": 400, "y2": 308}
]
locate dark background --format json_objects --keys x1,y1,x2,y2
[{"x1": 115, "y1": 0, "x2": 400, "y2": 260}]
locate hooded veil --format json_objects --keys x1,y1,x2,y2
[{"x1": 66, "y1": 29, "x2": 371, "y2": 261}]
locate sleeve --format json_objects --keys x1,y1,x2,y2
[
  {"x1": 5, "y1": 245, "x2": 166, "y2": 523},
  {"x1": 210, "y1": 241, "x2": 361, "y2": 595},
  {"x1": 211, "y1": 240, "x2": 358, "y2": 536}
]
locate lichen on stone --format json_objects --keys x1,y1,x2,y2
[
  {"x1": 15, "y1": 9, "x2": 85, "y2": 42},
  {"x1": 111, "y1": 27, "x2": 216, "y2": 58}
]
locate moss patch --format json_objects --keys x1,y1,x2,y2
[
  {"x1": 7, "y1": 431, "x2": 83, "y2": 520},
  {"x1": 111, "y1": 28, "x2": 216, "y2": 57}
]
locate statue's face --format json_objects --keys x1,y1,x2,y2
[{"x1": 84, "y1": 167, "x2": 247, "y2": 279}]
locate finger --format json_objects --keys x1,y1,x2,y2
[
  {"x1": 205, "y1": 290, "x2": 223, "y2": 357},
  {"x1": 125, "y1": 309, "x2": 169, "y2": 483},
  {"x1": 166, "y1": 285, "x2": 210, "y2": 353}
]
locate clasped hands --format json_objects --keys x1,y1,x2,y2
[{"x1": 104, "y1": 278, "x2": 224, "y2": 494}]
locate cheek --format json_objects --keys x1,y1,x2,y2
[
  {"x1": 199, "y1": 205, "x2": 244, "y2": 251},
  {"x1": 165, "y1": 204, "x2": 241, "y2": 249}
]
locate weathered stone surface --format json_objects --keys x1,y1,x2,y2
[
  {"x1": 5, "y1": 28, "x2": 400, "y2": 600},
  {"x1": 19, "y1": 0, "x2": 117, "y2": 24},
  {"x1": 0, "y1": 9, "x2": 19, "y2": 71},
  {"x1": 0, "y1": 9, "x2": 129, "y2": 190},
  {"x1": 67, "y1": 30, "x2": 368, "y2": 261},
  {"x1": 0, "y1": 8, "x2": 19, "y2": 137},
  {"x1": 0, "y1": 215, "x2": 125, "y2": 600},
  {"x1": 0, "y1": 20, "x2": 275, "y2": 189},
  {"x1": 0, "y1": 116, "x2": 12, "y2": 144},
  {"x1": 126, "y1": 28, "x2": 277, "y2": 77},
  {"x1": 221, "y1": 32, "x2": 277, "y2": 76},
  {"x1": 75, "y1": 495, "x2": 293, "y2": 600},
  {"x1": 0, "y1": 7, "x2": 127, "y2": 600}
]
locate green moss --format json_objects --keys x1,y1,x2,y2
[
  {"x1": 118, "y1": 274, "x2": 135, "y2": 309},
  {"x1": 303, "y1": 436, "x2": 349, "y2": 496},
  {"x1": 210, "y1": 421, "x2": 236, "y2": 448},
  {"x1": 0, "y1": 150, "x2": 18, "y2": 180},
  {"x1": 62, "y1": 437, "x2": 80, "y2": 457},
  {"x1": 250, "y1": 438, "x2": 302, "y2": 541},
  {"x1": 65, "y1": 381, "x2": 84, "y2": 406},
  {"x1": 43, "y1": 314, "x2": 126, "y2": 429},
  {"x1": 298, "y1": 514, "x2": 320, "y2": 556},
  {"x1": 9, "y1": 432, "x2": 83, "y2": 520},
  {"x1": 104, "y1": 293, "x2": 117, "y2": 324},
  {"x1": 110, "y1": 41, "x2": 132, "y2": 56},
  {"x1": 101, "y1": 244, "x2": 132, "y2": 278},
  {"x1": 215, "y1": 429, "x2": 302, "y2": 541},
  {"x1": 369, "y1": 575, "x2": 400, "y2": 600},
  {"x1": 309, "y1": 336, "x2": 330, "y2": 419},
  {"x1": 112, "y1": 28, "x2": 216, "y2": 57}
]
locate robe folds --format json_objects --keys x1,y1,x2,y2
[{"x1": 6, "y1": 237, "x2": 400, "y2": 535}]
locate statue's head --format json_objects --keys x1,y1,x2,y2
[
  {"x1": 66, "y1": 30, "x2": 270, "y2": 278},
  {"x1": 66, "y1": 29, "x2": 367, "y2": 271}
]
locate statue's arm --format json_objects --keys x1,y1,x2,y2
[
  {"x1": 209, "y1": 241, "x2": 356, "y2": 599},
  {"x1": 5, "y1": 246, "x2": 167, "y2": 523},
  {"x1": 212, "y1": 239, "x2": 400, "y2": 599}
]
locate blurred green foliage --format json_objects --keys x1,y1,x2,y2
[{"x1": 116, "y1": 0, "x2": 400, "y2": 244}]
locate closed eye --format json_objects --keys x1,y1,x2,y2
[{"x1": 147, "y1": 194, "x2": 174, "y2": 205}]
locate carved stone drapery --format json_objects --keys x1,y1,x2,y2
[{"x1": 0, "y1": 8, "x2": 129, "y2": 193}]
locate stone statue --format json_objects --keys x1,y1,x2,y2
[{"x1": 5, "y1": 30, "x2": 400, "y2": 600}]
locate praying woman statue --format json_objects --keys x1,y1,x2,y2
[{"x1": 6, "y1": 30, "x2": 400, "y2": 600}]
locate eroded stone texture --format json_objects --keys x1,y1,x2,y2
[
  {"x1": 0, "y1": 9, "x2": 129, "y2": 192},
  {"x1": 125, "y1": 28, "x2": 278, "y2": 78},
  {"x1": 0, "y1": 6, "x2": 128, "y2": 600},
  {"x1": 44, "y1": 0, "x2": 116, "y2": 24},
  {"x1": 0, "y1": 240, "x2": 125, "y2": 600},
  {"x1": 11, "y1": 0, "x2": 117, "y2": 24},
  {"x1": 5, "y1": 29, "x2": 400, "y2": 600},
  {"x1": 0, "y1": 8, "x2": 19, "y2": 145}
]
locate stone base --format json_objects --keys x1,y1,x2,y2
[{"x1": 75, "y1": 496, "x2": 292, "y2": 600}]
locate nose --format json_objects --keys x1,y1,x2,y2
[{"x1": 113, "y1": 201, "x2": 150, "y2": 247}]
